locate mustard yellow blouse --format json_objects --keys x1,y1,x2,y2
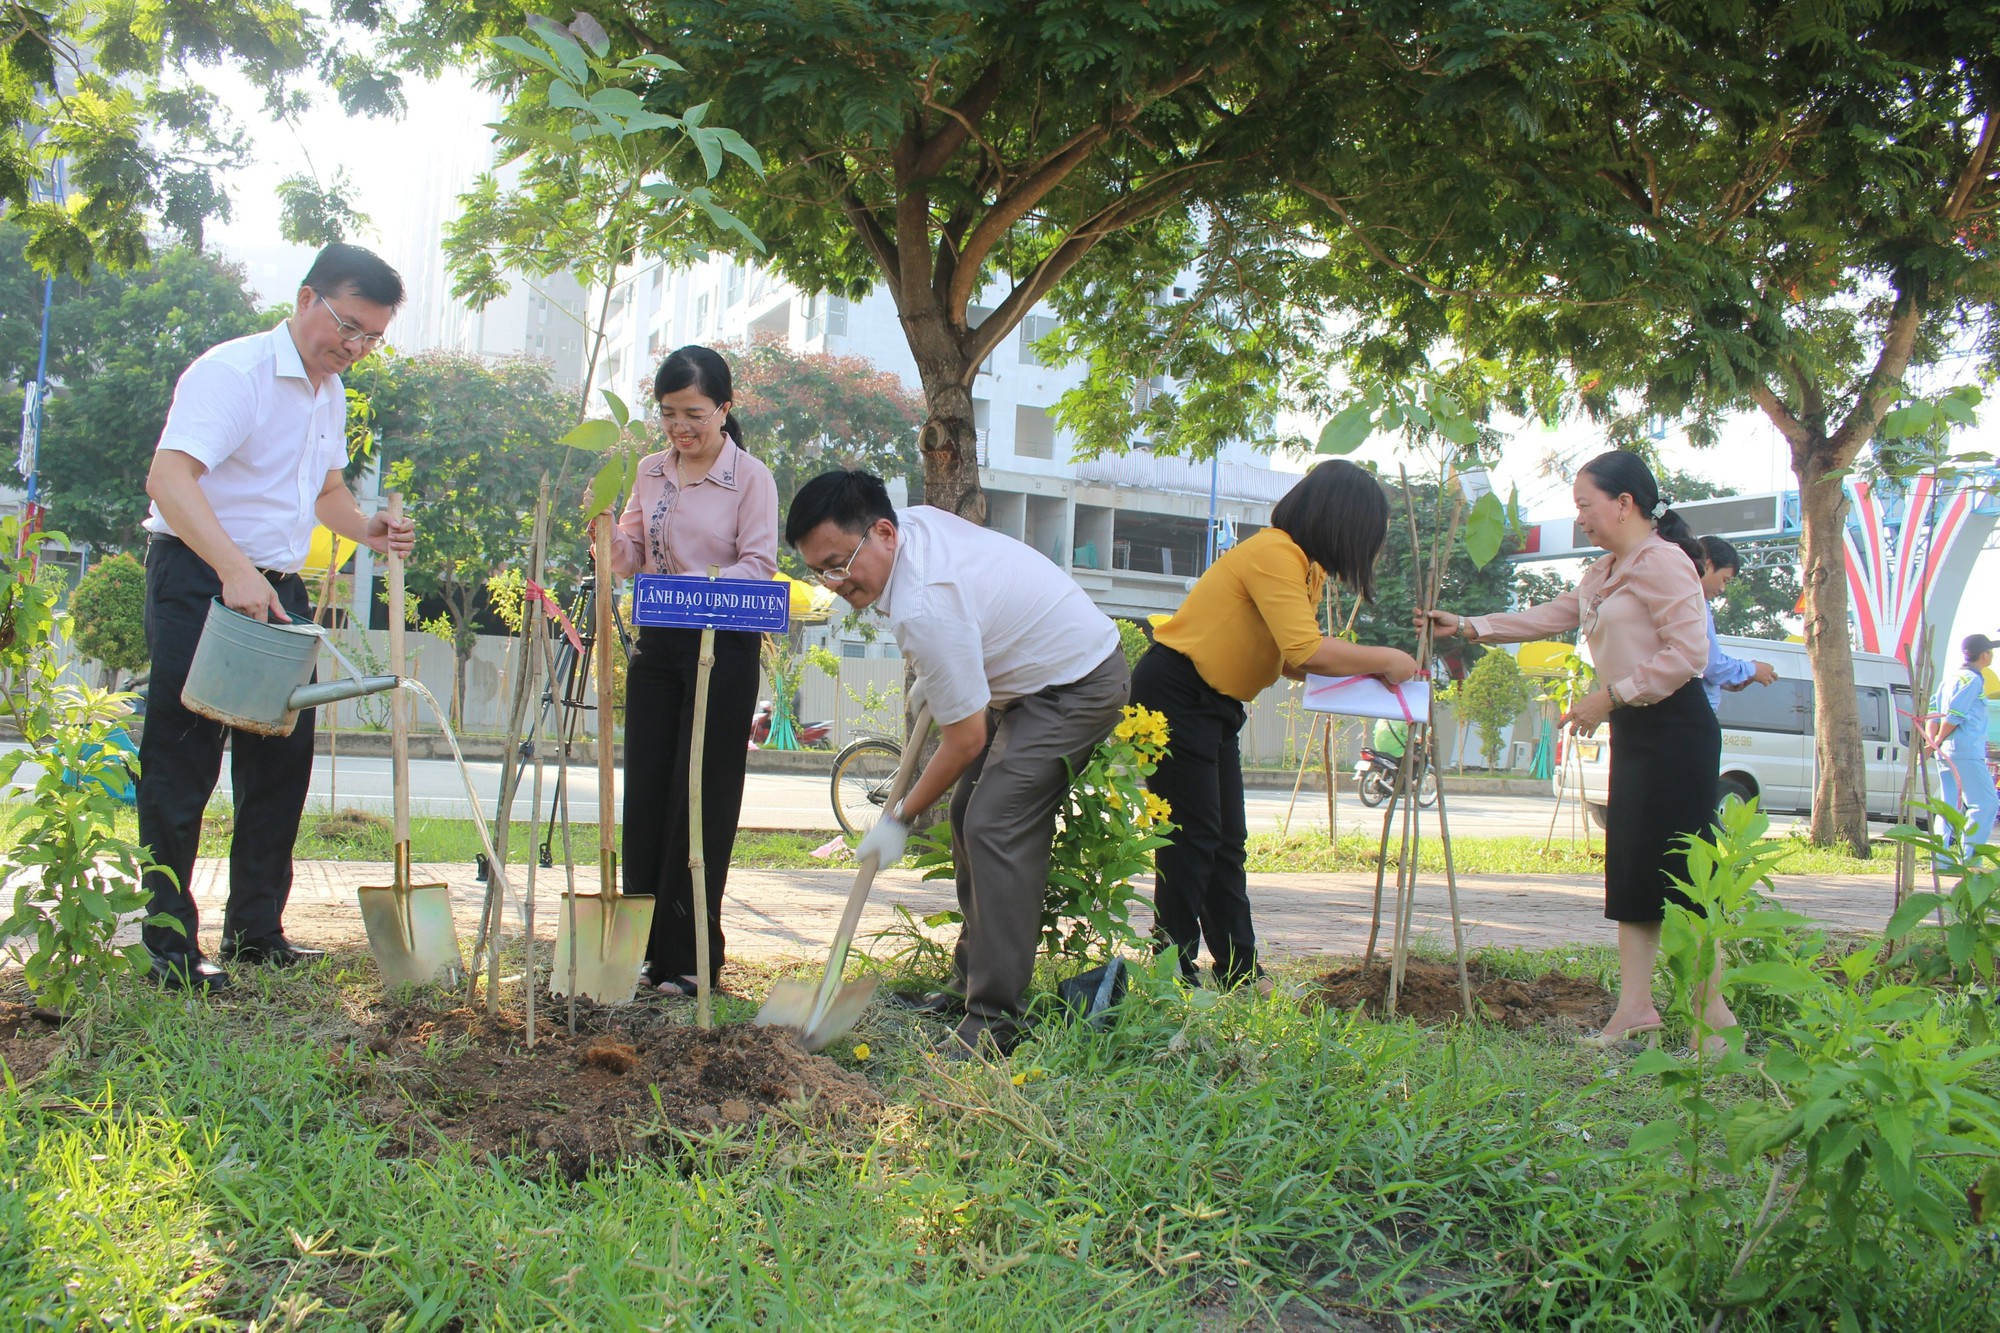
[{"x1": 1154, "y1": 528, "x2": 1326, "y2": 701}]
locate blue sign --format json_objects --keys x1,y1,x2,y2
[{"x1": 631, "y1": 574, "x2": 790, "y2": 633}]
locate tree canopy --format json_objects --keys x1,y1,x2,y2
[
  {"x1": 0, "y1": 222, "x2": 268, "y2": 553},
  {"x1": 358, "y1": 350, "x2": 585, "y2": 723},
  {"x1": 394, "y1": 0, "x2": 1525, "y2": 516},
  {"x1": 1, "y1": 0, "x2": 404, "y2": 275}
]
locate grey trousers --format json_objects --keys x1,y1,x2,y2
[{"x1": 949, "y1": 648, "x2": 1130, "y2": 1028}]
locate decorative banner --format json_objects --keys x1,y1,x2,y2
[
  {"x1": 1301, "y1": 673, "x2": 1430, "y2": 724},
  {"x1": 631, "y1": 573, "x2": 790, "y2": 633},
  {"x1": 1842, "y1": 472, "x2": 1994, "y2": 664}
]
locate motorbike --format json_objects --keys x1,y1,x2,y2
[
  {"x1": 751, "y1": 700, "x2": 831, "y2": 749},
  {"x1": 1354, "y1": 747, "x2": 1438, "y2": 808}
]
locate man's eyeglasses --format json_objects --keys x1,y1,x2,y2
[
  {"x1": 659, "y1": 405, "x2": 719, "y2": 426},
  {"x1": 313, "y1": 292, "x2": 387, "y2": 350},
  {"x1": 812, "y1": 530, "x2": 871, "y2": 586}
]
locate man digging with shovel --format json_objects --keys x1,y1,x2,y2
[{"x1": 786, "y1": 471, "x2": 1128, "y2": 1058}]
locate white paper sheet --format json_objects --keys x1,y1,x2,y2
[{"x1": 1300, "y1": 673, "x2": 1430, "y2": 724}]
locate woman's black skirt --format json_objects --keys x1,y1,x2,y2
[{"x1": 1603, "y1": 678, "x2": 1720, "y2": 922}]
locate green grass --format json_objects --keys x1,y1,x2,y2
[
  {"x1": 3, "y1": 944, "x2": 1993, "y2": 1330},
  {"x1": 1245, "y1": 829, "x2": 1895, "y2": 877}
]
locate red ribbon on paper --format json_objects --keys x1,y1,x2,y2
[
  {"x1": 1303, "y1": 672, "x2": 1425, "y2": 724},
  {"x1": 523, "y1": 579, "x2": 584, "y2": 654}
]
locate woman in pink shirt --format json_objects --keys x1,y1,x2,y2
[
  {"x1": 1420, "y1": 451, "x2": 1737, "y2": 1052},
  {"x1": 605, "y1": 345, "x2": 779, "y2": 995}
]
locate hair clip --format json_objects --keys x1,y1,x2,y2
[{"x1": 1651, "y1": 500, "x2": 1670, "y2": 519}]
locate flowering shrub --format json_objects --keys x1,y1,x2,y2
[
  {"x1": 1041, "y1": 704, "x2": 1177, "y2": 955},
  {"x1": 914, "y1": 704, "x2": 1177, "y2": 959}
]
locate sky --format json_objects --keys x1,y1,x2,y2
[{"x1": 200, "y1": 62, "x2": 2000, "y2": 671}]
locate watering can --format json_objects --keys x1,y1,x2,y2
[{"x1": 180, "y1": 599, "x2": 399, "y2": 737}]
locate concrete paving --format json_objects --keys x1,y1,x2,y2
[{"x1": 161, "y1": 856, "x2": 1899, "y2": 970}]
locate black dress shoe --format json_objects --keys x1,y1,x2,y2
[
  {"x1": 219, "y1": 937, "x2": 326, "y2": 968},
  {"x1": 944, "y1": 1015, "x2": 1022, "y2": 1061},
  {"x1": 148, "y1": 950, "x2": 231, "y2": 992},
  {"x1": 887, "y1": 988, "x2": 965, "y2": 1017}
]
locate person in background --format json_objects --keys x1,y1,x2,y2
[
  {"x1": 1419, "y1": 450, "x2": 1737, "y2": 1053},
  {"x1": 607, "y1": 345, "x2": 779, "y2": 996},
  {"x1": 1372, "y1": 716, "x2": 1409, "y2": 763},
  {"x1": 1927, "y1": 632, "x2": 1998, "y2": 856},
  {"x1": 786, "y1": 469, "x2": 1128, "y2": 1057},
  {"x1": 137, "y1": 242, "x2": 415, "y2": 992},
  {"x1": 1694, "y1": 535, "x2": 1777, "y2": 712},
  {"x1": 1133, "y1": 461, "x2": 1418, "y2": 991}
]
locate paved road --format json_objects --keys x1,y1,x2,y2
[
  {"x1": 12, "y1": 742, "x2": 1844, "y2": 841},
  {"x1": 295, "y1": 751, "x2": 1600, "y2": 838}
]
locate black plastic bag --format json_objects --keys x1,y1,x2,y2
[{"x1": 1056, "y1": 958, "x2": 1126, "y2": 1026}]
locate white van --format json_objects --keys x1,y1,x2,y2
[{"x1": 1560, "y1": 636, "x2": 1915, "y2": 823}]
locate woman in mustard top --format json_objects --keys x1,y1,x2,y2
[{"x1": 1132, "y1": 461, "x2": 1418, "y2": 988}]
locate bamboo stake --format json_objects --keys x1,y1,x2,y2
[
  {"x1": 519, "y1": 480, "x2": 551, "y2": 1046},
  {"x1": 687, "y1": 564, "x2": 720, "y2": 1029}
]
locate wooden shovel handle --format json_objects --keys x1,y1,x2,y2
[
  {"x1": 594, "y1": 517, "x2": 618, "y2": 893},
  {"x1": 386, "y1": 493, "x2": 410, "y2": 847}
]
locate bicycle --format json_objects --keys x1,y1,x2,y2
[{"x1": 829, "y1": 729, "x2": 946, "y2": 837}]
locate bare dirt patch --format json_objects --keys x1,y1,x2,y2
[
  {"x1": 1306, "y1": 960, "x2": 1613, "y2": 1031},
  {"x1": 0, "y1": 998, "x2": 67, "y2": 1083},
  {"x1": 338, "y1": 1002, "x2": 881, "y2": 1175}
]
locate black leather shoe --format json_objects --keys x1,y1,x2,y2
[
  {"x1": 888, "y1": 988, "x2": 965, "y2": 1017},
  {"x1": 148, "y1": 950, "x2": 230, "y2": 992},
  {"x1": 219, "y1": 937, "x2": 326, "y2": 968},
  {"x1": 943, "y1": 1015, "x2": 1022, "y2": 1061}
]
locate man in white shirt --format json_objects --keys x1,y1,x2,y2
[
  {"x1": 787, "y1": 470, "x2": 1128, "y2": 1055},
  {"x1": 138, "y1": 243, "x2": 416, "y2": 991}
]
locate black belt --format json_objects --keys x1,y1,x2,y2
[{"x1": 148, "y1": 533, "x2": 300, "y2": 584}]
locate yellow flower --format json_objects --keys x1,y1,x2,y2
[
  {"x1": 1144, "y1": 792, "x2": 1173, "y2": 824},
  {"x1": 1010, "y1": 1072, "x2": 1027, "y2": 1086},
  {"x1": 1107, "y1": 790, "x2": 1125, "y2": 811},
  {"x1": 851, "y1": 1043, "x2": 871, "y2": 1061}
]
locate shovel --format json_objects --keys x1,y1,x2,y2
[
  {"x1": 357, "y1": 494, "x2": 463, "y2": 987},
  {"x1": 550, "y1": 516, "x2": 654, "y2": 1004},
  {"x1": 756, "y1": 704, "x2": 933, "y2": 1050}
]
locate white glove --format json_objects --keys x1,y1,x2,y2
[{"x1": 856, "y1": 811, "x2": 910, "y2": 867}]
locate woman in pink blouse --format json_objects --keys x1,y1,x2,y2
[
  {"x1": 1419, "y1": 451, "x2": 1737, "y2": 1051},
  {"x1": 605, "y1": 345, "x2": 779, "y2": 995}
]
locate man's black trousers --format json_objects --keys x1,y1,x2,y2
[{"x1": 137, "y1": 538, "x2": 316, "y2": 956}]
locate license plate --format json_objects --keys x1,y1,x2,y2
[{"x1": 1578, "y1": 743, "x2": 1601, "y2": 762}]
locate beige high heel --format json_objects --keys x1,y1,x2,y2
[{"x1": 1576, "y1": 1021, "x2": 1663, "y2": 1050}]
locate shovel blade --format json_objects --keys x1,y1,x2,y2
[
  {"x1": 357, "y1": 881, "x2": 462, "y2": 988},
  {"x1": 754, "y1": 978, "x2": 820, "y2": 1032},
  {"x1": 549, "y1": 892, "x2": 654, "y2": 1005},
  {"x1": 798, "y1": 976, "x2": 881, "y2": 1052}
]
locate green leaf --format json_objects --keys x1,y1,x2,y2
[
  {"x1": 546, "y1": 79, "x2": 591, "y2": 113},
  {"x1": 619, "y1": 54, "x2": 687, "y2": 73},
  {"x1": 1316, "y1": 402, "x2": 1375, "y2": 455},
  {"x1": 524, "y1": 18, "x2": 589, "y2": 83},
  {"x1": 583, "y1": 456, "x2": 627, "y2": 519},
  {"x1": 1429, "y1": 391, "x2": 1478, "y2": 447},
  {"x1": 689, "y1": 125, "x2": 724, "y2": 178},
  {"x1": 1462, "y1": 491, "x2": 1506, "y2": 568},
  {"x1": 603, "y1": 390, "x2": 631, "y2": 429},
  {"x1": 562, "y1": 418, "x2": 622, "y2": 452},
  {"x1": 1939, "y1": 393, "x2": 1977, "y2": 426},
  {"x1": 1884, "y1": 892, "x2": 1945, "y2": 940},
  {"x1": 490, "y1": 36, "x2": 567, "y2": 79},
  {"x1": 707, "y1": 127, "x2": 766, "y2": 178},
  {"x1": 588, "y1": 88, "x2": 646, "y2": 115}
]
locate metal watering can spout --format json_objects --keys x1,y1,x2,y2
[
  {"x1": 181, "y1": 599, "x2": 408, "y2": 738},
  {"x1": 288, "y1": 675, "x2": 400, "y2": 711}
]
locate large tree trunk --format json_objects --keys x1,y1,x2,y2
[
  {"x1": 1795, "y1": 440, "x2": 1869, "y2": 855},
  {"x1": 903, "y1": 310, "x2": 986, "y2": 523}
]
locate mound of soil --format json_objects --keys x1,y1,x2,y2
[
  {"x1": 0, "y1": 998, "x2": 66, "y2": 1083},
  {"x1": 1307, "y1": 960, "x2": 1613, "y2": 1032},
  {"x1": 340, "y1": 1004, "x2": 880, "y2": 1175}
]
